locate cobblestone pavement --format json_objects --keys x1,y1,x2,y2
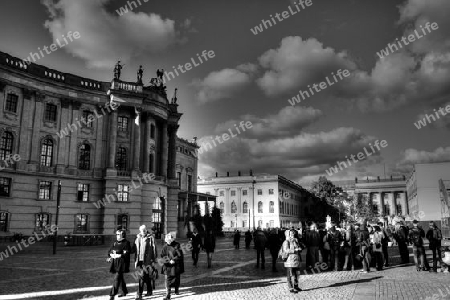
[{"x1": 0, "y1": 239, "x2": 449, "y2": 300}]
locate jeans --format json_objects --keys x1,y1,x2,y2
[
  {"x1": 110, "y1": 272, "x2": 128, "y2": 296},
  {"x1": 398, "y1": 242, "x2": 409, "y2": 263},
  {"x1": 192, "y1": 249, "x2": 200, "y2": 266},
  {"x1": 321, "y1": 249, "x2": 330, "y2": 268},
  {"x1": 165, "y1": 274, "x2": 180, "y2": 297},
  {"x1": 256, "y1": 248, "x2": 265, "y2": 267},
  {"x1": 307, "y1": 246, "x2": 320, "y2": 268},
  {"x1": 329, "y1": 248, "x2": 339, "y2": 271},
  {"x1": 361, "y1": 246, "x2": 371, "y2": 272},
  {"x1": 343, "y1": 246, "x2": 353, "y2": 270},
  {"x1": 382, "y1": 243, "x2": 389, "y2": 266},
  {"x1": 430, "y1": 246, "x2": 442, "y2": 270},
  {"x1": 286, "y1": 267, "x2": 299, "y2": 289},
  {"x1": 373, "y1": 251, "x2": 383, "y2": 270},
  {"x1": 413, "y1": 246, "x2": 428, "y2": 269}
]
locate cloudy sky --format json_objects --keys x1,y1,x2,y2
[{"x1": 1, "y1": 0, "x2": 449, "y2": 185}]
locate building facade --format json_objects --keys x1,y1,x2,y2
[
  {"x1": 0, "y1": 50, "x2": 190, "y2": 239},
  {"x1": 406, "y1": 162, "x2": 450, "y2": 224},
  {"x1": 197, "y1": 173, "x2": 311, "y2": 230}
]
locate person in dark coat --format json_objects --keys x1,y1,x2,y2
[
  {"x1": 268, "y1": 228, "x2": 281, "y2": 272},
  {"x1": 233, "y1": 230, "x2": 241, "y2": 249},
  {"x1": 394, "y1": 221, "x2": 410, "y2": 264},
  {"x1": 254, "y1": 227, "x2": 268, "y2": 269},
  {"x1": 133, "y1": 225, "x2": 157, "y2": 300},
  {"x1": 356, "y1": 223, "x2": 371, "y2": 273},
  {"x1": 245, "y1": 230, "x2": 252, "y2": 249},
  {"x1": 160, "y1": 232, "x2": 184, "y2": 300},
  {"x1": 409, "y1": 220, "x2": 429, "y2": 271},
  {"x1": 203, "y1": 229, "x2": 216, "y2": 268},
  {"x1": 426, "y1": 221, "x2": 443, "y2": 272},
  {"x1": 107, "y1": 229, "x2": 132, "y2": 300},
  {"x1": 305, "y1": 223, "x2": 321, "y2": 270},
  {"x1": 190, "y1": 228, "x2": 203, "y2": 267}
]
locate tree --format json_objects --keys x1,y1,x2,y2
[{"x1": 352, "y1": 193, "x2": 378, "y2": 223}]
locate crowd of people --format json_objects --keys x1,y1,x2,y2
[{"x1": 233, "y1": 219, "x2": 449, "y2": 294}]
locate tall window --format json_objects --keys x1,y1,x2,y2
[
  {"x1": 231, "y1": 190, "x2": 236, "y2": 196},
  {"x1": 153, "y1": 197, "x2": 162, "y2": 210},
  {"x1": 117, "y1": 184, "x2": 129, "y2": 202},
  {"x1": 269, "y1": 189, "x2": 274, "y2": 195},
  {"x1": 75, "y1": 214, "x2": 88, "y2": 232},
  {"x1": 219, "y1": 202, "x2": 224, "y2": 213},
  {"x1": 279, "y1": 201, "x2": 282, "y2": 214},
  {"x1": 258, "y1": 220, "x2": 263, "y2": 228},
  {"x1": 258, "y1": 201, "x2": 263, "y2": 213},
  {"x1": 257, "y1": 189, "x2": 262, "y2": 195},
  {"x1": 5, "y1": 94, "x2": 18, "y2": 113},
  {"x1": 40, "y1": 138, "x2": 53, "y2": 167},
  {"x1": 231, "y1": 201, "x2": 237, "y2": 213},
  {"x1": 44, "y1": 103, "x2": 57, "y2": 122},
  {"x1": 0, "y1": 212, "x2": 9, "y2": 232},
  {"x1": 243, "y1": 202, "x2": 248, "y2": 213},
  {"x1": 117, "y1": 214, "x2": 128, "y2": 231},
  {"x1": 118, "y1": 116, "x2": 128, "y2": 132},
  {"x1": 82, "y1": 111, "x2": 94, "y2": 128},
  {"x1": 243, "y1": 220, "x2": 247, "y2": 228},
  {"x1": 78, "y1": 144, "x2": 91, "y2": 170},
  {"x1": 397, "y1": 204, "x2": 402, "y2": 215},
  {"x1": 177, "y1": 172, "x2": 181, "y2": 186},
  {"x1": 116, "y1": 147, "x2": 127, "y2": 171},
  {"x1": 230, "y1": 221, "x2": 235, "y2": 228},
  {"x1": 187, "y1": 174, "x2": 192, "y2": 192},
  {"x1": 242, "y1": 190, "x2": 247, "y2": 196},
  {"x1": 270, "y1": 220, "x2": 274, "y2": 228},
  {"x1": 35, "y1": 213, "x2": 50, "y2": 230},
  {"x1": 39, "y1": 181, "x2": 52, "y2": 200},
  {"x1": 0, "y1": 177, "x2": 11, "y2": 197},
  {"x1": 0, "y1": 132, "x2": 13, "y2": 161},
  {"x1": 77, "y1": 183, "x2": 89, "y2": 202},
  {"x1": 150, "y1": 124, "x2": 155, "y2": 139},
  {"x1": 269, "y1": 201, "x2": 274, "y2": 213},
  {"x1": 384, "y1": 205, "x2": 390, "y2": 216}
]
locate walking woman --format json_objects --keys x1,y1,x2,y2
[
  {"x1": 357, "y1": 222, "x2": 371, "y2": 273},
  {"x1": 203, "y1": 228, "x2": 216, "y2": 268},
  {"x1": 283, "y1": 229, "x2": 303, "y2": 294},
  {"x1": 107, "y1": 229, "x2": 132, "y2": 300},
  {"x1": 342, "y1": 223, "x2": 355, "y2": 271},
  {"x1": 160, "y1": 232, "x2": 184, "y2": 300}
]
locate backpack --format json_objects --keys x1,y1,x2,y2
[{"x1": 278, "y1": 240, "x2": 290, "y2": 262}]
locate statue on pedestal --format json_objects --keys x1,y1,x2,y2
[
  {"x1": 137, "y1": 65, "x2": 143, "y2": 83},
  {"x1": 114, "y1": 61, "x2": 124, "y2": 80}
]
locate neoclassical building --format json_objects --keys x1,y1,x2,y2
[
  {"x1": 0, "y1": 50, "x2": 201, "y2": 240},
  {"x1": 198, "y1": 173, "x2": 312, "y2": 230}
]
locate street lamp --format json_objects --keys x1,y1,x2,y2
[
  {"x1": 252, "y1": 180, "x2": 256, "y2": 230},
  {"x1": 235, "y1": 214, "x2": 238, "y2": 229}
]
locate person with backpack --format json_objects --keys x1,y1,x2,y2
[
  {"x1": 371, "y1": 225, "x2": 384, "y2": 271},
  {"x1": 326, "y1": 226, "x2": 342, "y2": 271},
  {"x1": 281, "y1": 229, "x2": 303, "y2": 294},
  {"x1": 378, "y1": 222, "x2": 390, "y2": 267},
  {"x1": 409, "y1": 220, "x2": 429, "y2": 271},
  {"x1": 426, "y1": 221, "x2": 443, "y2": 272},
  {"x1": 357, "y1": 222, "x2": 371, "y2": 273},
  {"x1": 394, "y1": 221, "x2": 409, "y2": 264}
]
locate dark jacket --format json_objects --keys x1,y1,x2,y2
[
  {"x1": 190, "y1": 232, "x2": 203, "y2": 251},
  {"x1": 108, "y1": 239, "x2": 132, "y2": 274},
  {"x1": 254, "y1": 230, "x2": 267, "y2": 250},
  {"x1": 134, "y1": 233, "x2": 157, "y2": 265},
  {"x1": 245, "y1": 231, "x2": 252, "y2": 243},
  {"x1": 204, "y1": 232, "x2": 216, "y2": 253},
  {"x1": 426, "y1": 227, "x2": 442, "y2": 249},
  {"x1": 160, "y1": 241, "x2": 184, "y2": 277},
  {"x1": 326, "y1": 230, "x2": 343, "y2": 251},
  {"x1": 409, "y1": 227, "x2": 425, "y2": 247},
  {"x1": 305, "y1": 230, "x2": 321, "y2": 247},
  {"x1": 356, "y1": 229, "x2": 370, "y2": 250},
  {"x1": 268, "y1": 232, "x2": 281, "y2": 254},
  {"x1": 394, "y1": 226, "x2": 408, "y2": 243},
  {"x1": 233, "y1": 231, "x2": 241, "y2": 245}
]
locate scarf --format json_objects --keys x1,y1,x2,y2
[{"x1": 136, "y1": 233, "x2": 152, "y2": 261}]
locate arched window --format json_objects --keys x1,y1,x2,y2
[
  {"x1": 219, "y1": 202, "x2": 224, "y2": 213},
  {"x1": 258, "y1": 201, "x2": 263, "y2": 213},
  {"x1": 40, "y1": 138, "x2": 53, "y2": 167},
  {"x1": 269, "y1": 201, "x2": 274, "y2": 213},
  {"x1": 231, "y1": 201, "x2": 237, "y2": 213},
  {"x1": 78, "y1": 144, "x2": 91, "y2": 170},
  {"x1": 116, "y1": 147, "x2": 127, "y2": 171},
  {"x1": 0, "y1": 132, "x2": 13, "y2": 161},
  {"x1": 243, "y1": 202, "x2": 248, "y2": 213},
  {"x1": 153, "y1": 197, "x2": 162, "y2": 210}
]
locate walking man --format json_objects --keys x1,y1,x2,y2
[
  {"x1": 305, "y1": 223, "x2": 320, "y2": 271},
  {"x1": 254, "y1": 227, "x2": 268, "y2": 269},
  {"x1": 409, "y1": 220, "x2": 428, "y2": 271},
  {"x1": 134, "y1": 225, "x2": 157, "y2": 300},
  {"x1": 394, "y1": 221, "x2": 410, "y2": 264},
  {"x1": 190, "y1": 228, "x2": 202, "y2": 267},
  {"x1": 378, "y1": 222, "x2": 390, "y2": 267},
  {"x1": 426, "y1": 221, "x2": 442, "y2": 272}
]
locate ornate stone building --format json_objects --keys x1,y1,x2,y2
[{"x1": 0, "y1": 50, "x2": 191, "y2": 239}]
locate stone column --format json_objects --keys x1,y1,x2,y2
[
  {"x1": 143, "y1": 113, "x2": 152, "y2": 173},
  {"x1": 392, "y1": 192, "x2": 397, "y2": 216},
  {"x1": 93, "y1": 105, "x2": 104, "y2": 177},
  {"x1": 237, "y1": 187, "x2": 242, "y2": 214},
  {"x1": 132, "y1": 109, "x2": 141, "y2": 175},
  {"x1": 67, "y1": 101, "x2": 81, "y2": 174},
  {"x1": 18, "y1": 89, "x2": 34, "y2": 171},
  {"x1": 106, "y1": 109, "x2": 118, "y2": 176},
  {"x1": 161, "y1": 123, "x2": 168, "y2": 178},
  {"x1": 379, "y1": 192, "x2": 385, "y2": 215},
  {"x1": 29, "y1": 93, "x2": 44, "y2": 168},
  {"x1": 167, "y1": 125, "x2": 178, "y2": 180},
  {"x1": 56, "y1": 100, "x2": 70, "y2": 174}
]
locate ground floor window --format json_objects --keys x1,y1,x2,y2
[
  {"x1": 35, "y1": 213, "x2": 50, "y2": 231},
  {"x1": 0, "y1": 212, "x2": 9, "y2": 232},
  {"x1": 117, "y1": 214, "x2": 128, "y2": 231},
  {"x1": 75, "y1": 214, "x2": 88, "y2": 232}
]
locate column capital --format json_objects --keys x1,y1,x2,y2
[
  {"x1": 71, "y1": 100, "x2": 82, "y2": 110},
  {"x1": 60, "y1": 98, "x2": 71, "y2": 109},
  {"x1": 35, "y1": 92, "x2": 45, "y2": 102},
  {"x1": 21, "y1": 88, "x2": 34, "y2": 99}
]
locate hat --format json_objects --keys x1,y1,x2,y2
[{"x1": 412, "y1": 220, "x2": 419, "y2": 224}]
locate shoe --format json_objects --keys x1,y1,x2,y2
[
  {"x1": 359, "y1": 270, "x2": 368, "y2": 274},
  {"x1": 384, "y1": 264, "x2": 390, "y2": 267},
  {"x1": 294, "y1": 286, "x2": 302, "y2": 291},
  {"x1": 289, "y1": 289, "x2": 298, "y2": 293},
  {"x1": 175, "y1": 291, "x2": 180, "y2": 295},
  {"x1": 134, "y1": 295, "x2": 142, "y2": 300},
  {"x1": 118, "y1": 294, "x2": 127, "y2": 297},
  {"x1": 110, "y1": 297, "x2": 115, "y2": 300},
  {"x1": 145, "y1": 291, "x2": 153, "y2": 296}
]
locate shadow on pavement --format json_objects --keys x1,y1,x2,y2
[{"x1": 304, "y1": 275, "x2": 383, "y2": 292}]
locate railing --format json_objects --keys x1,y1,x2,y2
[
  {"x1": 111, "y1": 79, "x2": 143, "y2": 93},
  {"x1": 117, "y1": 170, "x2": 131, "y2": 177}
]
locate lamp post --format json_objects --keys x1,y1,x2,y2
[
  {"x1": 252, "y1": 179, "x2": 256, "y2": 230},
  {"x1": 235, "y1": 214, "x2": 238, "y2": 229}
]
